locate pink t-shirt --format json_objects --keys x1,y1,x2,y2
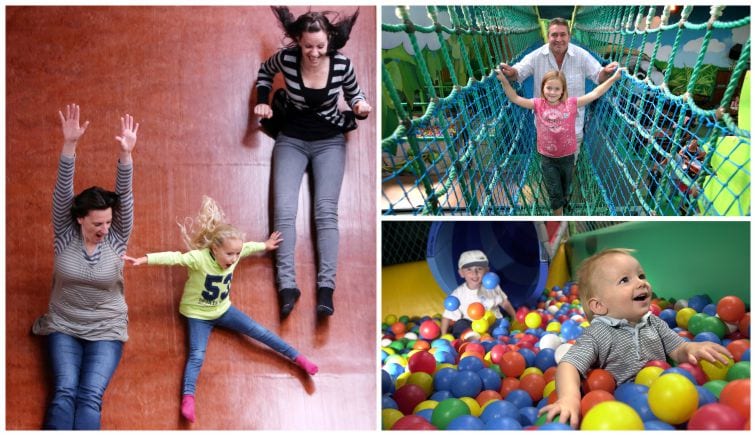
[{"x1": 533, "y1": 97, "x2": 578, "y2": 158}]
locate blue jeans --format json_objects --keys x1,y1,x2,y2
[
  {"x1": 44, "y1": 332, "x2": 123, "y2": 430},
  {"x1": 182, "y1": 305, "x2": 299, "y2": 395},
  {"x1": 272, "y1": 133, "x2": 346, "y2": 290}
]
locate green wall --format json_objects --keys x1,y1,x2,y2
[{"x1": 567, "y1": 221, "x2": 750, "y2": 303}]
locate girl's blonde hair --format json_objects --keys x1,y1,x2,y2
[
  {"x1": 178, "y1": 196, "x2": 244, "y2": 250},
  {"x1": 576, "y1": 248, "x2": 636, "y2": 321},
  {"x1": 541, "y1": 71, "x2": 568, "y2": 103}
]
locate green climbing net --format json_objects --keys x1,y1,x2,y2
[{"x1": 382, "y1": 6, "x2": 751, "y2": 216}]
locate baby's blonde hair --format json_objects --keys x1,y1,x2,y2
[
  {"x1": 576, "y1": 248, "x2": 636, "y2": 321},
  {"x1": 178, "y1": 196, "x2": 244, "y2": 250}
]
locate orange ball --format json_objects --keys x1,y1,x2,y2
[
  {"x1": 547, "y1": 389, "x2": 559, "y2": 404},
  {"x1": 390, "y1": 322, "x2": 406, "y2": 335},
  {"x1": 467, "y1": 302, "x2": 485, "y2": 320},
  {"x1": 499, "y1": 376, "x2": 521, "y2": 399},
  {"x1": 727, "y1": 339, "x2": 750, "y2": 362},
  {"x1": 580, "y1": 389, "x2": 615, "y2": 417},
  {"x1": 499, "y1": 351, "x2": 526, "y2": 378},
  {"x1": 520, "y1": 373, "x2": 547, "y2": 401},
  {"x1": 543, "y1": 366, "x2": 558, "y2": 384},
  {"x1": 739, "y1": 313, "x2": 750, "y2": 338},
  {"x1": 413, "y1": 340, "x2": 431, "y2": 351},
  {"x1": 717, "y1": 296, "x2": 747, "y2": 323},
  {"x1": 720, "y1": 379, "x2": 750, "y2": 420},
  {"x1": 476, "y1": 390, "x2": 503, "y2": 408},
  {"x1": 584, "y1": 368, "x2": 616, "y2": 394}
]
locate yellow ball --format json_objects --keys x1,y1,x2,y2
[
  {"x1": 700, "y1": 356, "x2": 734, "y2": 380},
  {"x1": 385, "y1": 314, "x2": 398, "y2": 325},
  {"x1": 381, "y1": 346, "x2": 396, "y2": 356},
  {"x1": 483, "y1": 310, "x2": 497, "y2": 325},
  {"x1": 648, "y1": 374, "x2": 698, "y2": 424},
  {"x1": 413, "y1": 399, "x2": 439, "y2": 414},
  {"x1": 543, "y1": 380, "x2": 556, "y2": 398},
  {"x1": 441, "y1": 333, "x2": 455, "y2": 342},
  {"x1": 459, "y1": 397, "x2": 482, "y2": 416},
  {"x1": 382, "y1": 408, "x2": 404, "y2": 430},
  {"x1": 635, "y1": 366, "x2": 664, "y2": 387},
  {"x1": 525, "y1": 312, "x2": 542, "y2": 329},
  {"x1": 580, "y1": 401, "x2": 644, "y2": 430},
  {"x1": 520, "y1": 367, "x2": 544, "y2": 379},
  {"x1": 580, "y1": 321, "x2": 590, "y2": 328},
  {"x1": 546, "y1": 321, "x2": 561, "y2": 333},
  {"x1": 395, "y1": 371, "x2": 411, "y2": 389},
  {"x1": 384, "y1": 354, "x2": 408, "y2": 368},
  {"x1": 472, "y1": 318, "x2": 490, "y2": 334},
  {"x1": 676, "y1": 307, "x2": 697, "y2": 329},
  {"x1": 407, "y1": 372, "x2": 434, "y2": 395}
]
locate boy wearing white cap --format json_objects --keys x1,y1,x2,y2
[{"x1": 440, "y1": 250, "x2": 517, "y2": 337}]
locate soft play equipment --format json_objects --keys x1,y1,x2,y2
[{"x1": 426, "y1": 222, "x2": 549, "y2": 308}]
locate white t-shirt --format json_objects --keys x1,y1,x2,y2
[{"x1": 443, "y1": 283, "x2": 509, "y2": 321}]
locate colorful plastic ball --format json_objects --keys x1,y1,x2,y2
[
  {"x1": 407, "y1": 350, "x2": 437, "y2": 374},
  {"x1": 534, "y1": 349, "x2": 557, "y2": 372},
  {"x1": 418, "y1": 320, "x2": 441, "y2": 340},
  {"x1": 702, "y1": 379, "x2": 728, "y2": 398},
  {"x1": 538, "y1": 333, "x2": 562, "y2": 350},
  {"x1": 447, "y1": 414, "x2": 484, "y2": 430},
  {"x1": 648, "y1": 374, "x2": 699, "y2": 424},
  {"x1": 451, "y1": 370, "x2": 483, "y2": 398},
  {"x1": 742, "y1": 349, "x2": 750, "y2": 361},
  {"x1": 413, "y1": 399, "x2": 438, "y2": 414},
  {"x1": 444, "y1": 296, "x2": 460, "y2": 311},
  {"x1": 407, "y1": 372, "x2": 434, "y2": 396},
  {"x1": 382, "y1": 394, "x2": 399, "y2": 410},
  {"x1": 580, "y1": 389, "x2": 614, "y2": 417},
  {"x1": 430, "y1": 390, "x2": 453, "y2": 402},
  {"x1": 478, "y1": 367, "x2": 502, "y2": 392},
  {"x1": 392, "y1": 414, "x2": 437, "y2": 430},
  {"x1": 393, "y1": 383, "x2": 428, "y2": 415},
  {"x1": 644, "y1": 420, "x2": 675, "y2": 430},
  {"x1": 472, "y1": 318, "x2": 490, "y2": 334},
  {"x1": 696, "y1": 385, "x2": 718, "y2": 406},
  {"x1": 480, "y1": 399, "x2": 519, "y2": 423},
  {"x1": 505, "y1": 389, "x2": 533, "y2": 409},
  {"x1": 585, "y1": 368, "x2": 616, "y2": 393},
  {"x1": 499, "y1": 351, "x2": 526, "y2": 378},
  {"x1": 613, "y1": 383, "x2": 648, "y2": 404},
  {"x1": 702, "y1": 316, "x2": 728, "y2": 339},
  {"x1": 543, "y1": 380, "x2": 556, "y2": 398},
  {"x1": 382, "y1": 370, "x2": 395, "y2": 395},
  {"x1": 688, "y1": 295, "x2": 711, "y2": 313},
  {"x1": 677, "y1": 363, "x2": 707, "y2": 386},
  {"x1": 694, "y1": 331, "x2": 721, "y2": 344},
  {"x1": 482, "y1": 272, "x2": 500, "y2": 289},
  {"x1": 659, "y1": 308, "x2": 677, "y2": 328},
  {"x1": 726, "y1": 361, "x2": 750, "y2": 380},
  {"x1": 385, "y1": 314, "x2": 398, "y2": 325},
  {"x1": 717, "y1": 296, "x2": 746, "y2": 323},
  {"x1": 525, "y1": 312, "x2": 542, "y2": 329},
  {"x1": 623, "y1": 391, "x2": 656, "y2": 422},
  {"x1": 430, "y1": 398, "x2": 470, "y2": 430},
  {"x1": 738, "y1": 313, "x2": 750, "y2": 337},
  {"x1": 499, "y1": 377, "x2": 521, "y2": 399},
  {"x1": 700, "y1": 356, "x2": 734, "y2": 380},
  {"x1": 644, "y1": 359, "x2": 671, "y2": 370},
  {"x1": 580, "y1": 401, "x2": 644, "y2": 430},
  {"x1": 546, "y1": 321, "x2": 561, "y2": 333},
  {"x1": 458, "y1": 355, "x2": 484, "y2": 372},
  {"x1": 719, "y1": 379, "x2": 750, "y2": 420},
  {"x1": 390, "y1": 321, "x2": 406, "y2": 335},
  {"x1": 519, "y1": 373, "x2": 546, "y2": 402},
  {"x1": 702, "y1": 303, "x2": 718, "y2": 316},
  {"x1": 518, "y1": 348, "x2": 537, "y2": 368},
  {"x1": 381, "y1": 408, "x2": 404, "y2": 429},
  {"x1": 475, "y1": 390, "x2": 503, "y2": 408},
  {"x1": 686, "y1": 313, "x2": 708, "y2": 336},
  {"x1": 540, "y1": 421, "x2": 573, "y2": 430},
  {"x1": 467, "y1": 302, "x2": 485, "y2": 320},
  {"x1": 676, "y1": 307, "x2": 696, "y2": 329},
  {"x1": 484, "y1": 416, "x2": 522, "y2": 430},
  {"x1": 459, "y1": 396, "x2": 482, "y2": 417},
  {"x1": 662, "y1": 367, "x2": 699, "y2": 386},
  {"x1": 688, "y1": 403, "x2": 746, "y2": 430},
  {"x1": 726, "y1": 339, "x2": 750, "y2": 362}
]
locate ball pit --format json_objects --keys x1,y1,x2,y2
[{"x1": 381, "y1": 287, "x2": 750, "y2": 430}]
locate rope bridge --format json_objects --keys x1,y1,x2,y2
[{"x1": 382, "y1": 6, "x2": 751, "y2": 216}]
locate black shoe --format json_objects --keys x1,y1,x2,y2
[
  {"x1": 279, "y1": 288, "x2": 300, "y2": 317},
  {"x1": 316, "y1": 287, "x2": 334, "y2": 316}
]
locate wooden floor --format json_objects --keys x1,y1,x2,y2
[{"x1": 5, "y1": 6, "x2": 376, "y2": 430}]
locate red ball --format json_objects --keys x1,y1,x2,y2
[
  {"x1": 543, "y1": 366, "x2": 558, "y2": 384},
  {"x1": 516, "y1": 307, "x2": 529, "y2": 323},
  {"x1": 489, "y1": 344, "x2": 507, "y2": 364},
  {"x1": 688, "y1": 403, "x2": 746, "y2": 430},
  {"x1": 584, "y1": 368, "x2": 616, "y2": 394},
  {"x1": 499, "y1": 351, "x2": 526, "y2": 378},
  {"x1": 719, "y1": 379, "x2": 750, "y2": 420},
  {"x1": 580, "y1": 389, "x2": 614, "y2": 417},
  {"x1": 407, "y1": 350, "x2": 437, "y2": 374},
  {"x1": 467, "y1": 302, "x2": 485, "y2": 320},
  {"x1": 739, "y1": 313, "x2": 750, "y2": 338},
  {"x1": 519, "y1": 373, "x2": 546, "y2": 401},
  {"x1": 393, "y1": 383, "x2": 428, "y2": 415},
  {"x1": 392, "y1": 414, "x2": 437, "y2": 430},
  {"x1": 390, "y1": 322, "x2": 406, "y2": 335},
  {"x1": 649, "y1": 303, "x2": 661, "y2": 316},
  {"x1": 717, "y1": 296, "x2": 746, "y2": 323},
  {"x1": 418, "y1": 320, "x2": 441, "y2": 340},
  {"x1": 726, "y1": 339, "x2": 750, "y2": 362},
  {"x1": 499, "y1": 376, "x2": 521, "y2": 398},
  {"x1": 677, "y1": 362, "x2": 708, "y2": 385},
  {"x1": 644, "y1": 360, "x2": 671, "y2": 370}
]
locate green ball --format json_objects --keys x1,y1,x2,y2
[
  {"x1": 399, "y1": 315, "x2": 410, "y2": 324},
  {"x1": 702, "y1": 379, "x2": 728, "y2": 398},
  {"x1": 726, "y1": 361, "x2": 750, "y2": 381},
  {"x1": 701, "y1": 316, "x2": 728, "y2": 339},
  {"x1": 686, "y1": 313, "x2": 708, "y2": 336},
  {"x1": 431, "y1": 398, "x2": 470, "y2": 430},
  {"x1": 389, "y1": 340, "x2": 405, "y2": 352},
  {"x1": 535, "y1": 413, "x2": 560, "y2": 426}
]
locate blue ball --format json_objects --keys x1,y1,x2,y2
[
  {"x1": 458, "y1": 356, "x2": 485, "y2": 372},
  {"x1": 518, "y1": 348, "x2": 537, "y2": 368},
  {"x1": 433, "y1": 367, "x2": 458, "y2": 392},
  {"x1": 540, "y1": 422, "x2": 573, "y2": 430},
  {"x1": 623, "y1": 393, "x2": 656, "y2": 421},
  {"x1": 478, "y1": 367, "x2": 502, "y2": 392},
  {"x1": 479, "y1": 400, "x2": 519, "y2": 423},
  {"x1": 534, "y1": 348, "x2": 557, "y2": 372},
  {"x1": 444, "y1": 295, "x2": 461, "y2": 311},
  {"x1": 694, "y1": 331, "x2": 721, "y2": 344},
  {"x1": 430, "y1": 390, "x2": 453, "y2": 402},
  {"x1": 416, "y1": 408, "x2": 434, "y2": 423},
  {"x1": 505, "y1": 389, "x2": 533, "y2": 409},
  {"x1": 742, "y1": 349, "x2": 750, "y2": 361},
  {"x1": 485, "y1": 417, "x2": 523, "y2": 430},
  {"x1": 447, "y1": 415, "x2": 484, "y2": 430},
  {"x1": 687, "y1": 295, "x2": 711, "y2": 312},
  {"x1": 482, "y1": 272, "x2": 500, "y2": 289},
  {"x1": 381, "y1": 370, "x2": 395, "y2": 395},
  {"x1": 434, "y1": 350, "x2": 455, "y2": 364},
  {"x1": 518, "y1": 406, "x2": 539, "y2": 426},
  {"x1": 659, "y1": 309, "x2": 677, "y2": 328},
  {"x1": 662, "y1": 367, "x2": 698, "y2": 385},
  {"x1": 384, "y1": 362, "x2": 404, "y2": 379},
  {"x1": 696, "y1": 385, "x2": 717, "y2": 406},
  {"x1": 451, "y1": 370, "x2": 483, "y2": 398},
  {"x1": 644, "y1": 420, "x2": 676, "y2": 430},
  {"x1": 382, "y1": 394, "x2": 398, "y2": 410},
  {"x1": 614, "y1": 383, "x2": 648, "y2": 403},
  {"x1": 702, "y1": 303, "x2": 718, "y2": 316}
]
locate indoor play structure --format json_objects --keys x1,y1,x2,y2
[
  {"x1": 382, "y1": 6, "x2": 750, "y2": 215},
  {"x1": 381, "y1": 221, "x2": 750, "y2": 430}
]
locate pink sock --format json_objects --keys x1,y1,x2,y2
[
  {"x1": 181, "y1": 394, "x2": 195, "y2": 423},
  {"x1": 295, "y1": 355, "x2": 319, "y2": 375}
]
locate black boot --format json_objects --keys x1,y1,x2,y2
[
  {"x1": 279, "y1": 288, "x2": 300, "y2": 317},
  {"x1": 316, "y1": 287, "x2": 334, "y2": 316}
]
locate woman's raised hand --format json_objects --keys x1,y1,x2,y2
[
  {"x1": 116, "y1": 114, "x2": 139, "y2": 154},
  {"x1": 59, "y1": 103, "x2": 90, "y2": 147}
]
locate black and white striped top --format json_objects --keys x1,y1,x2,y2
[
  {"x1": 32, "y1": 154, "x2": 134, "y2": 342},
  {"x1": 256, "y1": 47, "x2": 366, "y2": 136},
  {"x1": 559, "y1": 313, "x2": 686, "y2": 384}
]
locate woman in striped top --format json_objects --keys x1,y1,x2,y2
[
  {"x1": 32, "y1": 104, "x2": 139, "y2": 429},
  {"x1": 254, "y1": 7, "x2": 371, "y2": 318}
]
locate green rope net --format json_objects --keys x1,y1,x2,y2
[{"x1": 382, "y1": 6, "x2": 751, "y2": 216}]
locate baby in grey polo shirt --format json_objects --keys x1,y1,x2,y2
[{"x1": 539, "y1": 248, "x2": 733, "y2": 428}]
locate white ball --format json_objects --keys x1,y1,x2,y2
[
  {"x1": 547, "y1": 305, "x2": 559, "y2": 314},
  {"x1": 554, "y1": 343, "x2": 573, "y2": 364},
  {"x1": 539, "y1": 333, "x2": 563, "y2": 350},
  {"x1": 403, "y1": 332, "x2": 418, "y2": 340},
  {"x1": 674, "y1": 299, "x2": 689, "y2": 310},
  {"x1": 381, "y1": 338, "x2": 393, "y2": 347}
]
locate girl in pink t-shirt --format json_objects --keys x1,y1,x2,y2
[{"x1": 496, "y1": 66, "x2": 622, "y2": 215}]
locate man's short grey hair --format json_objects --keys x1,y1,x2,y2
[{"x1": 548, "y1": 17, "x2": 570, "y2": 34}]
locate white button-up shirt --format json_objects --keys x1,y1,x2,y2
[{"x1": 513, "y1": 43, "x2": 603, "y2": 141}]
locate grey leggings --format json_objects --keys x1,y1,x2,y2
[{"x1": 272, "y1": 133, "x2": 346, "y2": 290}]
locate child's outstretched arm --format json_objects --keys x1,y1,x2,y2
[
  {"x1": 576, "y1": 67, "x2": 624, "y2": 108},
  {"x1": 495, "y1": 64, "x2": 535, "y2": 110},
  {"x1": 499, "y1": 300, "x2": 517, "y2": 319},
  {"x1": 538, "y1": 361, "x2": 582, "y2": 428},
  {"x1": 264, "y1": 231, "x2": 283, "y2": 251},
  {"x1": 122, "y1": 254, "x2": 148, "y2": 266},
  {"x1": 669, "y1": 340, "x2": 733, "y2": 366}
]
